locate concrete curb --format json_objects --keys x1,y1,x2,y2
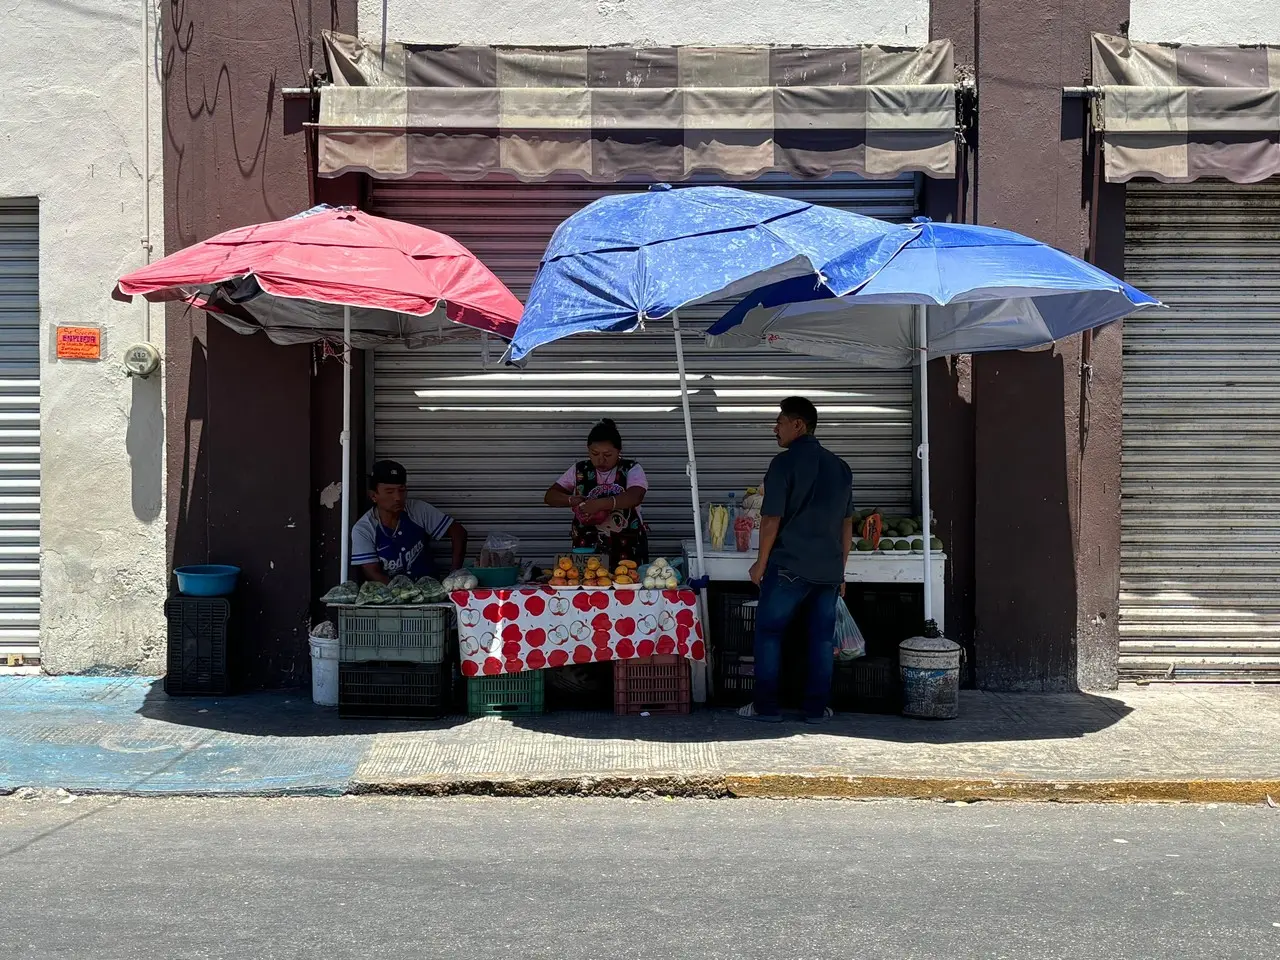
[{"x1": 348, "y1": 774, "x2": 1280, "y2": 804}]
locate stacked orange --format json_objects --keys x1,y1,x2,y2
[
  {"x1": 613, "y1": 559, "x2": 639, "y2": 585},
  {"x1": 583, "y1": 556, "x2": 612, "y2": 588},
  {"x1": 549, "y1": 556, "x2": 581, "y2": 588}
]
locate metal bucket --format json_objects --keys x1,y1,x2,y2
[{"x1": 899, "y1": 634, "x2": 962, "y2": 719}]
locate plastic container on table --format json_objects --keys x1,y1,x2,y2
[
  {"x1": 472, "y1": 566, "x2": 519, "y2": 588},
  {"x1": 174, "y1": 564, "x2": 240, "y2": 597}
]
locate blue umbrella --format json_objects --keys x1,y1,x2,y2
[
  {"x1": 706, "y1": 218, "x2": 1161, "y2": 628},
  {"x1": 510, "y1": 183, "x2": 917, "y2": 580},
  {"x1": 509, "y1": 183, "x2": 916, "y2": 361}
]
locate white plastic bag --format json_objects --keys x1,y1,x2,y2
[{"x1": 834, "y1": 597, "x2": 866, "y2": 661}]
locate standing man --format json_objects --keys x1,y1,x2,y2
[
  {"x1": 351, "y1": 460, "x2": 468, "y2": 583},
  {"x1": 742, "y1": 397, "x2": 854, "y2": 723}
]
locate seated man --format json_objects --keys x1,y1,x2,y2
[{"x1": 351, "y1": 460, "x2": 467, "y2": 582}]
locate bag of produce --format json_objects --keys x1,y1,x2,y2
[
  {"x1": 320, "y1": 580, "x2": 359, "y2": 604},
  {"x1": 443, "y1": 568, "x2": 479, "y2": 592},
  {"x1": 478, "y1": 532, "x2": 520, "y2": 569},
  {"x1": 309, "y1": 620, "x2": 337, "y2": 640},
  {"x1": 415, "y1": 576, "x2": 448, "y2": 603},
  {"x1": 386, "y1": 574, "x2": 425, "y2": 604},
  {"x1": 833, "y1": 597, "x2": 866, "y2": 661},
  {"x1": 356, "y1": 581, "x2": 395, "y2": 606}
]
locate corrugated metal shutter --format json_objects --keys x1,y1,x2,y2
[
  {"x1": 1121, "y1": 182, "x2": 1280, "y2": 679},
  {"x1": 369, "y1": 174, "x2": 918, "y2": 565},
  {"x1": 0, "y1": 200, "x2": 40, "y2": 658}
]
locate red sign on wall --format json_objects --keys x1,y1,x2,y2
[{"x1": 56, "y1": 326, "x2": 102, "y2": 360}]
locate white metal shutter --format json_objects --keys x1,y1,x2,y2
[
  {"x1": 1121, "y1": 182, "x2": 1280, "y2": 679},
  {"x1": 0, "y1": 200, "x2": 40, "y2": 658},
  {"x1": 370, "y1": 174, "x2": 919, "y2": 565}
]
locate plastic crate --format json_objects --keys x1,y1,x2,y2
[
  {"x1": 164, "y1": 596, "x2": 233, "y2": 696},
  {"x1": 467, "y1": 671, "x2": 545, "y2": 717},
  {"x1": 832, "y1": 655, "x2": 902, "y2": 714},
  {"x1": 711, "y1": 586, "x2": 759, "y2": 659},
  {"x1": 338, "y1": 605, "x2": 453, "y2": 663},
  {"x1": 614, "y1": 654, "x2": 691, "y2": 716},
  {"x1": 338, "y1": 660, "x2": 452, "y2": 719}
]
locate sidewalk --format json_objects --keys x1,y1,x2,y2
[{"x1": 1, "y1": 675, "x2": 1278, "y2": 802}]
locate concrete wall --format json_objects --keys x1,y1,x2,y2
[
  {"x1": 1, "y1": 1, "x2": 166, "y2": 671},
  {"x1": 361, "y1": 0, "x2": 929, "y2": 45},
  {"x1": 1129, "y1": 1, "x2": 1280, "y2": 44}
]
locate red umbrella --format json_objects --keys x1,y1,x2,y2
[
  {"x1": 117, "y1": 206, "x2": 523, "y2": 577},
  {"x1": 115, "y1": 205, "x2": 522, "y2": 343}
]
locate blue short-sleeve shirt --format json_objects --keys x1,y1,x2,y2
[{"x1": 351, "y1": 500, "x2": 453, "y2": 579}]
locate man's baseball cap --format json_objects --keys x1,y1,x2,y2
[{"x1": 369, "y1": 460, "x2": 408, "y2": 488}]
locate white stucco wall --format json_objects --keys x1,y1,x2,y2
[
  {"x1": 1129, "y1": 1, "x2": 1280, "y2": 45},
  {"x1": 1, "y1": 1, "x2": 166, "y2": 672},
  {"x1": 360, "y1": 0, "x2": 929, "y2": 47}
]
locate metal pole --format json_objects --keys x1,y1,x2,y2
[
  {"x1": 672, "y1": 312, "x2": 705, "y2": 574},
  {"x1": 340, "y1": 304, "x2": 352, "y2": 580},
  {"x1": 917, "y1": 303, "x2": 933, "y2": 626}
]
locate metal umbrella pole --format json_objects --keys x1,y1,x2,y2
[
  {"x1": 340, "y1": 304, "x2": 352, "y2": 579},
  {"x1": 672, "y1": 311, "x2": 706, "y2": 575},
  {"x1": 916, "y1": 302, "x2": 933, "y2": 626},
  {"x1": 672, "y1": 311, "x2": 712, "y2": 701}
]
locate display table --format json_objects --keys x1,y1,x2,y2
[
  {"x1": 450, "y1": 587, "x2": 706, "y2": 677},
  {"x1": 682, "y1": 541, "x2": 947, "y2": 703}
]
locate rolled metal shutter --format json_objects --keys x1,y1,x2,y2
[
  {"x1": 0, "y1": 200, "x2": 40, "y2": 658},
  {"x1": 1121, "y1": 182, "x2": 1280, "y2": 679},
  {"x1": 370, "y1": 174, "x2": 919, "y2": 565}
]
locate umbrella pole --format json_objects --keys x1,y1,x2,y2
[
  {"x1": 340, "y1": 304, "x2": 352, "y2": 580},
  {"x1": 916, "y1": 303, "x2": 934, "y2": 627},
  {"x1": 672, "y1": 312, "x2": 706, "y2": 573},
  {"x1": 673, "y1": 311, "x2": 710, "y2": 702}
]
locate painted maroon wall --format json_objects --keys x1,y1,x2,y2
[
  {"x1": 927, "y1": 0, "x2": 1129, "y2": 690},
  {"x1": 163, "y1": 2, "x2": 358, "y2": 688}
]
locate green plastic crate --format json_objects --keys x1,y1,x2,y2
[
  {"x1": 338, "y1": 605, "x2": 453, "y2": 663},
  {"x1": 467, "y1": 671, "x2": 545, "y2": 717}
]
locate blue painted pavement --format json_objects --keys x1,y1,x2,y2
[{"x1": 0, "y1": 676, "x2": 382, "y2": 796}]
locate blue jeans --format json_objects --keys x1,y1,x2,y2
[{"x1": 753, "y1": 567, "x2": 838, "y2": 718}]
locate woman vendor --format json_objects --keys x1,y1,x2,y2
[{"x1": 544, "y1": 419, "x2": 649, "y2": 566}]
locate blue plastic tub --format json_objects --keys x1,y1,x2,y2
[{"x1": 174, "y1": 564, "x2": 240, "y2": 597}]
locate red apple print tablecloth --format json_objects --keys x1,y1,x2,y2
[{"x1": 450, "y1": 587, "x2": 705, "y2": 676}]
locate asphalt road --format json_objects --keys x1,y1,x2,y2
[{"x1": 2, "y1": 796, "x2": 1277, "y2": 959}]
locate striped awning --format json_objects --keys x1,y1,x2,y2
[
  {"x1": 317, "y1": 31, "x2": 957, "y2": 183},
  {"x1": 1093, "y1": 33, "x2": 1280, "y2": 183}
]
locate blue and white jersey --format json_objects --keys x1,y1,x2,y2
[{"x1": 351, "y1": 500, "x2": 453, "y2": 579}]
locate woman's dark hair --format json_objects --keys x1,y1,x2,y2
[{"x1": 587, "y1": 418, "x2": 623, "y2": 450}]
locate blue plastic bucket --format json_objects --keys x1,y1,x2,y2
[{"x1": 174, "y1": 564, "x2": 240, "y2": 597}]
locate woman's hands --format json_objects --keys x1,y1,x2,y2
[{"x1": 577, "y1": 497, "x2": 614, "y2": 516}]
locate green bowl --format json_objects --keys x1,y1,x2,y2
[{"x1": 473, "y1": 566, "x2": 519, "y2": 588}]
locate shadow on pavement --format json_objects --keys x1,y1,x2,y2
[
  {"x1": 134, "y1": 681, "x2": 469, "y2": 738},
  {"x1": 501, "y1": 691, "x2": 1134, "y2": 744}
]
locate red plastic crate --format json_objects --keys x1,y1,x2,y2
[{"x1": 613, "y1": 654, "x2": 691, "y2": 716}]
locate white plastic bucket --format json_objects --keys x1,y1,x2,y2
[{"x1": 309, "y1": 633, "x2": 339, "y2": 707}]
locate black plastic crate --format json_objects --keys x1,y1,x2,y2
[
  {"x1": 844, "y1": 586, "x2": 925, "y2": 657},
  {"x1": 832, "y1": 655, "x2": 902, "y2": 714},
  {"x1": 339, "y1": 660, "x2": 452, "y2": 719},
  {"x1": 164, "y1": 596, "x2": 234, "y2": 696}
]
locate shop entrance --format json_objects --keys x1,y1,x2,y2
[
  {"x1": 1121, "y1": 181, "x2": 1280, "y2": 679},
  {"x1": 0, "y1": 199, "x2": 40, "y2": 662}
]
